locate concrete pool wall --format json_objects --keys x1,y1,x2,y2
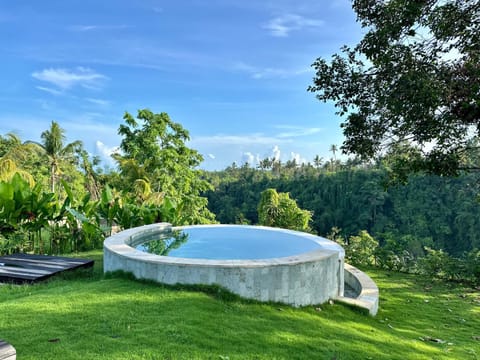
[{"x1": 104, "y1": 223, "x2": 345, "y2": 307}]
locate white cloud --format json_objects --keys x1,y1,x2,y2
[
  {"x1": 95, "y1": 141, "x2": 120, "y2": 166},
  {"x1": 36, "y1": 86, "x2": 63, "y2": 96},
  {"x1": 271, "y1": 145, "x2": 281, "y2": 161},
  {"x1": 232, "y1": 61, "x2": 311, "y2": 80},
  {"x1": 290, "y1": 151, "x2": 307, "y2": 164},
  {"x1": 85, "y1": 98, "x2": 110, "y2": 106},
  {"x1": 241, "y1": 152, "x2": 260, "y2": 165},
  {"x1": 191, "y1": 134, "x2": 292, "y2": 146},
  {"x1": 69, "y1": 25, "x2": 98, "y2": 32},
  {"x1": 68, "y1": 24, "x2": 129, "y2": 32},
  {"x1": 208, "y1": 153, "x2": 215, "y2": 159},
  {"x1": 263, "y1": 14, "x2": 324, "y2": 37},
  {"x1": 32, "y1": 67, "x2": 107, "y2": 90},
  {"x1": 330, "y1": 0, "x2": 351, "y2": 9},
  {"x1": 275, "y1": 125, "x2": 323, "y2": 138}
]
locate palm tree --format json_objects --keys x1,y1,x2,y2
[
  {"x1": 78, "y1": 149, "x2": 101, "y2": 200},
  {"x1": 1, "y1": 132, "x2": 42, "y2": 163},
  {"x1": 0, "y1": 133, "x2": 41, "y2": 186},
  {"x1": 313, "y1": 155, "x2": 323, "y2": 169},
  {"x1": 40, "y1": 121, "x2": 83, "y2": 192},
  {"x1": 329, "y1": 144, "x2": 338, "y2": 171},
  {"x1": 329, "y1": 144, "x2": 338, "y2": 161},
  {"x1": 0, "y1": 158, "x2": 35, "y2": 186}
]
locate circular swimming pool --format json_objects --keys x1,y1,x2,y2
[
  {"x1": 134, "y1": 225, "x2": 338, "y2": 260},
  {"x1": 104, "y1": 223, "x2": 345, "y2": 306}
]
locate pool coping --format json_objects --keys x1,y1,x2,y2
[{"x1": 105, "y1": 223, "x2": 345, "y2": 267}]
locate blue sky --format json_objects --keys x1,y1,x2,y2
[{"x1": 0, "y1": 0, "x2": 362, "y2": 170}]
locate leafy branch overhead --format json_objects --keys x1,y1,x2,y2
[{"x1": 309, "y1": 0, "x2": 480, "y2": 179}]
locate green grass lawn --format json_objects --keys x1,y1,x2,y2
[{"x1": 0, "y1": 250, "x2": 478, "y2": 359}]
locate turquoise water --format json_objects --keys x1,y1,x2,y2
[{"x1": 135, "y1": 226, "x2": 323, "y2": 260}]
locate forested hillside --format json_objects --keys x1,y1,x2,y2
[
  {"x1": 204, "y1": 162, "x2": 480, "y2": 257},
  {"x1": 1, "y1": 113, "x2": 478, "y2": 282}
]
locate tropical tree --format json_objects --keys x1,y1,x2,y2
[
  {"x1": 78, "y1": 149, "x2": 101, "y2": 200},
  {"x1": 258, "y1": 189, "x2": 280, "y2": 227},
  {"x1": 0, "y1": 133, "x2": 41, "y2": 161},
  {"x1": 114, "y1": 109, "x2": 215, "y2": 224},
  {"x1": 329, "y1": 144, "x2": 337, "y2": 161},
  {"x1": 39, "y1": 121, "x2": 83, "y2": 193},
  {"x1": 0, "y1": 158, "x2": 35, "y2": 186},
  {"x1": 313, "y1": 155, "x2": 323, "y2": 169},
  {"x1": 0, "y1": 133, "x2": 45, "y2": 183},
  {"x1": 258, "y1": 157, "x2": 273, "y2": 170},
  {"x1": 258, "y1": 188, "x2": 312, "y2": 232},
  {"x1": 309, "y1": 0, "x2": 480, "y2": 179}
]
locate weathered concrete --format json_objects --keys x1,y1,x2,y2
[
  {"x1": 104, "y1": 223, "x2": 345, "y2": 307},
  {"x1": 336, "y1": 263, "x2": 379, "y2": 316}
]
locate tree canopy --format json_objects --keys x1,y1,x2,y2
[
  {"x1": 114, "y1": 109, "x2": 215, "y2": 224},
  {"x1": 40, "y1": 121, "x2": 83, "y2": 192},
  {"x1": 309, "y1": 0, "x2": 480, "y2": 179},
  {"x1": 258, "y1": 188, "x2": 312, "y2": 232}
]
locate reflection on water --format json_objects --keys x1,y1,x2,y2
[
  {"x1": 137, "y1": 230, "x2": 189, "y2": 256},
  {"x1": 135, "y1": 226, "x2": 325, "y2": 260}
]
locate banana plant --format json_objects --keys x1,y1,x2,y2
[
  {"x1": 61, "y1": 180, "x2": 102, "y2": 251},
  {"x1": 0, "y1": 174, "x2": 57, "y2": 254},
  {"x1": 97, "y1": 184, "x2": 120, "y2": 235}
]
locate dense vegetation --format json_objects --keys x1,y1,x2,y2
[
  {"x1": 1, "y1": 109, "x2": 479, "y2": 285},
  {"x1": 204, "y1": 161, "x2": 480, "y2": 284},
  {"x1": 0, "y1": 251, "x2": 478, "y2": 360},
  {"x1": 205, "y1": 162, "x2": 479, "y2": 253},
  {"x1": 1, "y1": 111, "x2": 479, "y2": 284},
  {"x1": 0, "y1": 110, "x2": 214, "y2": 255}
]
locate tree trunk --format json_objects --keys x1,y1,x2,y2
[{"x1": 51, "y1": 162, "x2": 56, "y2": 193}]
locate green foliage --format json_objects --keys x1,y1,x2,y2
[
  {"x1": 0, "y1": 133, "x2": 45, "y2": 186},
  {"x1": 327, "y1": 227, "x2": 480, "y2": 284},
  {"x1": 258, "y1": 188, "x2": 312, "y2": 232},
  {"x1": 416, "y1": 247, "x2": 480, "y2": 285},
  {"x1": 257, "y1": 188, "x2": 280, "y2": 226},
  {"x1": 330, "y1": 229, "x2": 379, "y2": 267},
  {"x1": 0, "y1": 174, "x2": 58, "y2": 253},
  {"x1": 0, "y1": 114, "x2": 218, "y2": 256},
  {"x1": 205, "y1": 162, "x2": 480, "y2": 284},
  {"x1": 418, "y1": 247, "x2": 453, "y2": 279},
  {"x1": 114, "y1": 109, "x2": 215, "y2": 224},
  {"x1": 374, "y1": 237, "x2": 416, "y2": 273},
  {"x1": 346, "y1": 230, "x2": 378, "y2": 267},
  {"x1": 205, "y1": 163, "x2": 480, "y2": 256},
  {"x1": 309, "y1": 0, "x2": 480, "y2": 178},
  {"x1": 140, "y1": 230, "x2": 189, "y2": 256},
  {"x1": 0, "y1": 158, "x2": 35, "y2": 186},
  {"x1": 39, "y1": 121, "x2": 83, "y2": 193},
  {"x1": 61, "y1": 180, "x2": 103, "y2": 251}
]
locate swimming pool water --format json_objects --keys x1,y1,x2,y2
[{"x1": 135, "y1": 225, "x2": 324, "y2": 260}]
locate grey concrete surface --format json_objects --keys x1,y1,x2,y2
[{"x1": 336, "y1": 263, "x2": 379, "y2": 316}]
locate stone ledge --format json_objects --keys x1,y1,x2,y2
[
  {"x1": 336, "y1": 263, "x2": 379, "y2": 316},
  {"x1": 0, "y1": 340, "x2": 16, "y2": 360}
]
